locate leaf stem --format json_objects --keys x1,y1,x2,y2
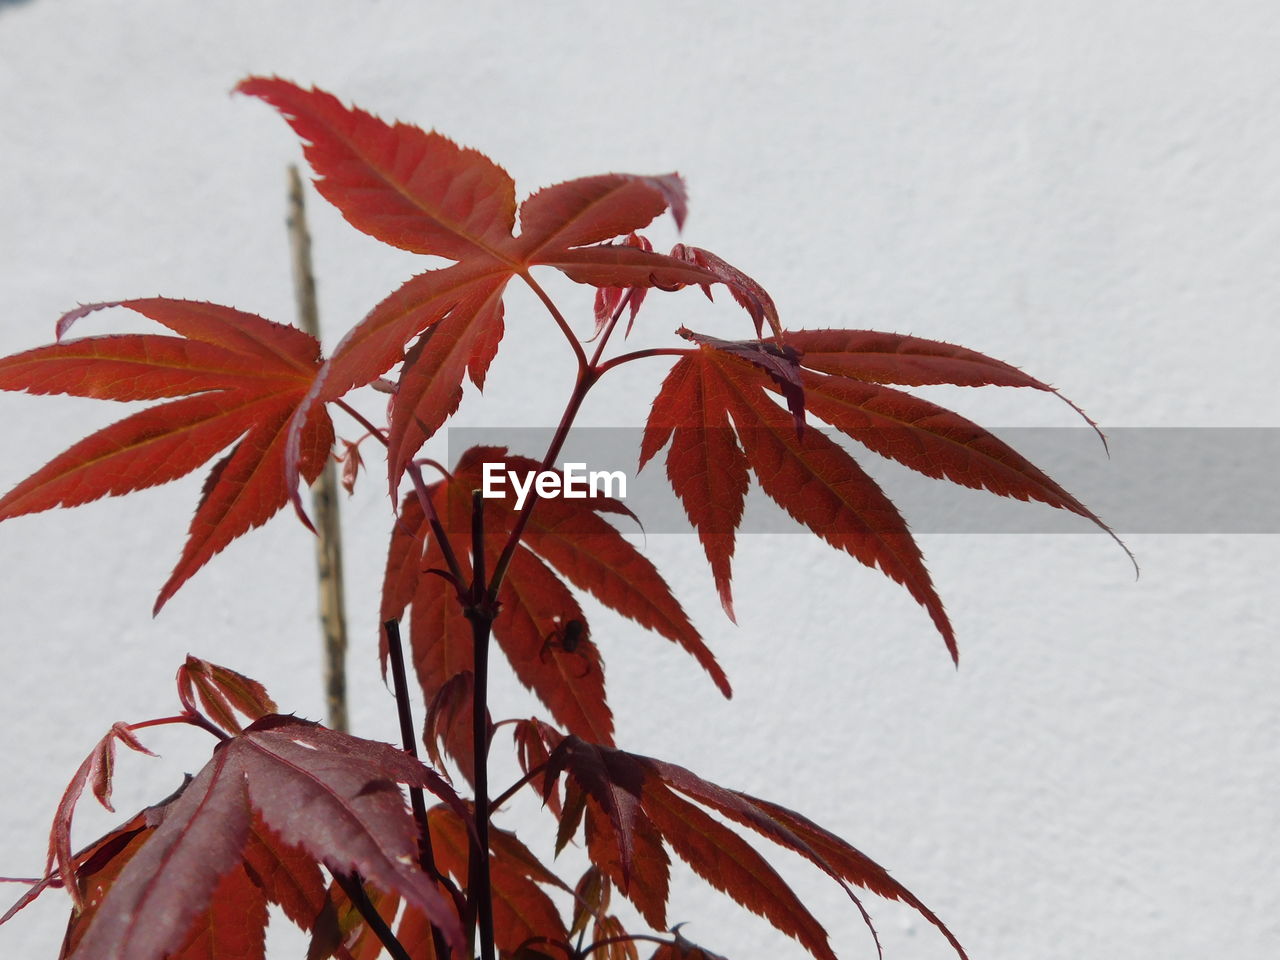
[
  {"x1": 587, "y1": 288, "x2": 635, "y2": 369},
  {"x1": 333, "y1": 873, "x2": 413, "y2": 960},
  {"x1": 595, "y1": 346, "x2": 691, "y2": 377},
  {"x1": 485, "y1": 289, "x2": 638, "y2": 598},
  {"x1": 491, "y1": 761, "x2": 547, "y2": 811},
  {"x1": 334, "y1": 399, "x2": 388, "y2": 446},
  {"x1": 383, "y1": 619, "x2": 455, "y2": 960},
  {"x1": 406, "y1": 460, "x2": 467, "y2": 591},
  {"x1": 485, "y1": 366, "x2": 594, "y2": 598},
  {"x1": 522, "y1": 271, "x2": 588, "y2": 373},
  {"x1": 170, "y1": 689, "x2": 232, "y2": 742},
  {"x1": 486, "y1": 288, "x2": 645, "y2": 609}
]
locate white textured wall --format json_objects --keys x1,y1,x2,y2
[{"x1": 2, "y1": 2, "x2": 1277, "y2": 958}]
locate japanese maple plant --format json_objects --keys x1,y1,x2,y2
[{"x1": 0, "y1": 78, "x2": 1121, "y2": 960}]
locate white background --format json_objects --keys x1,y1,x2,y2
[{"x1": 1, "y1": 2, "x2": 1277, "y2": 958}]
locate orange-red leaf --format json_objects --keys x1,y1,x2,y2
[
  {"x1": 541, "y1": 733, "x2": 966, "y2": 960},
  {"x1": 708, "y1": 347, "x2": 957, "y2": 660},
  {"x1": 799, "y1": 371, "x2": 1101, "y2": 519},
  {"x1": 517, "y1": 174, "x2": 685, "y2": 258},
  {"x1": 236, "y1": 78, "x2": 518, "y2": 261},
  {"x1": 497, "y1": 545, "x2": 614, "y2": 745},
  {"x1": 641, "y1": 354, "x2": 748, "y2": 622},
  {"x1": 639, "y1": 780, "x2": 834, "y2": 960},
  {"x1": 782, "y1": 328, "x2": 1104, "y2": 439},
  {"x1": 741, "y1": 793, "x2": 968, "y2": 960},
  {"x1": 385, "y1": 279, "x2": 505, "y2": 494},
  {"x1": 240, "y1": 815, "x2": 343, "y2": 955},
  {"x1": 583, "y1": 797, "x2": 670, "y2": 931},
  {"x1": 0, "y1": 299, "x2": 333, "y2": 612}
]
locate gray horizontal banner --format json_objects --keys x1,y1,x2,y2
[{"x1": 445, "y1": 427, "x2": 1280, "y2": 534}]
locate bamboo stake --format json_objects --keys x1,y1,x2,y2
[{"x1": 286, "y1": 165, "x2": 350, "y2": 732}]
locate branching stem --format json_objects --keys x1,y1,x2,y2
[
  {"x1": 595, "y1": 346, "x2": 690, "y2": 377},
  {"x1": 334, "y1": 399, "x2": 388, "y2": 446}
]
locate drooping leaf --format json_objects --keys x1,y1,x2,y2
[
  {"x1": 706, "y1": 346, "x2": 958, "y2": 661},
  {"x1": 46, "y1": 725, "x2": 157, "y2": 911},
  {"x1": 797, "y1": 371, "x2": 1100, "y2": 520},
  {"x1": 544, "y1": 736, "x2": 645, "y2": 885},
  {"x1": 591, "y1": 914, "x2": 640, "y2": 960},
  {"x1": 568, "y1": 867, "x2": 611, "y2": 942},
  {"x1": 55, "y1": 815, "x2": 154, "y2": 958},
  {"x1": 65, "y1": 744, "x2": 252, "y2": 960},
  {"x1": 0, "y1": 299, "x2": 333, "y2": 612},
  {"x1": 668, "y1": 244, "x2": 781, "y2": 340},
  {"x1": 423, "y1": 671, "x2": 479, "y2": 786},
  {"x1": 58, "y1": 715, "x2": 466, "y2": 960},
  {"x1": 639, "y1": 780, "x2": 834, "y2": 960},
  {"x1": 512, "y1": 719, "x2": 562, "y2": 817},
  {"x1": 0, "y1": 783, "x2": 185, "y2": 939},
  {"x1": 539, "y1": 731, "x2": 967, "y2": 960},
  {"x1": 643, "y1": 345, "x2": 950, "y2": 658},
  {"x1": 583, "y1": 796, "x2": 670, "y2": 931},
  {"x1": 740, "y1": 793, "x2": 968, "y2": 960},
  {"x1": 449, "y1": 449, "x2": 730, "y2": 696},
  {"x1": 497, "y1": 544, "x2": 613, "y2": 744}
]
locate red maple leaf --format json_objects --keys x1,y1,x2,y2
[
  {"x1": 642, "y1": 333, "x2": 1125, "y2": 661},
  {"x1": 0, "y1": 299, "x2": 334, "y2": 612},
  {"x1": 234, "y1": 77, "x2": 767, "y2": 504},
  {"x1": 383, "y1": 447, "x2": 725, "y2": 779},
  {"x1": 46, "y1": 715, "x2": 465, "y2": 960},
  {"x1": 536, "y1": 726, "x2": 969, "y2": 960}
]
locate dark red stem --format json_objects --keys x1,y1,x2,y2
[
  {"x1": 333, "y1": 873, "x2": 413, "y2": 960},
  {"x1": 383, "y1": 619, "x2": 454, "y2": 960},
  {"x1": 464, "y1": 491, "x2": 497, "y2": 960}
]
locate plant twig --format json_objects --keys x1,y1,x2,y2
[
  {"x1": 287, "y1": 164, "x2": 350, "y2": 733},
  {"x1": 333, "y1": 872, "x2": 413, "y2": 960}
]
